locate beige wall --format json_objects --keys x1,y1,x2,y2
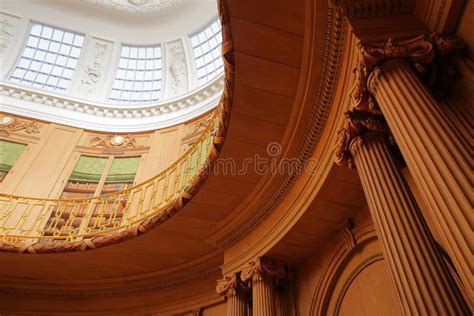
[{"x1": 0, "y1": 111, "x2": 214, "y2": 198}]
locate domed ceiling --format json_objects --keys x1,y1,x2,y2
[{"x1": 0, "y1": 0, "x2": 222, "y2": 131}]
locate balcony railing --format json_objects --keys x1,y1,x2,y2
[{"x1": 0, "y1": 105, "x2": 224, "y2": 253}]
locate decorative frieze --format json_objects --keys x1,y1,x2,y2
[
  {"x1": 0, "y1": 115, "x2": 42, "y2": 136},
  {"x1": 89, "y1": 134, "x2": 137, "y2": 148}
]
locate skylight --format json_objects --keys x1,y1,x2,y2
[
  {"x1": 190, "y1": 19, "x2": 223, "y2": 86},
  {"x1": 9, "y1": 23, "x2": 84, "y2": 92},
  {"x1": 109, "y1": 45, "x2": 163, "y2": 105}
]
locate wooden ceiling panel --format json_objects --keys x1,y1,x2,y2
[
  {"x1": 227, "y1": 0, "x2": 304, "y2": 35},
  {"x1": 225, "y1": 113, "x2": 286, "y2": 146},
  {"x1": 234, "y1": 52, "x2": 300, "y2": 97},
  {"x1": 231, "y1": 17, "x2": 303, "y2": 68},
  {"x1": 233, "y1": 83, "x2": 294, "y2": 125}
]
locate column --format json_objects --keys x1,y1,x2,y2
[
  {"x1": 216, "y1": 273, "x2": 248, "y2": 316},
  {"x1": 240, "y1": 257, "x2": 286, "y2": 316},
  {"x1": 336, "y1": 113, "x2": 468, "y2": 314},
  {"x1": 367, "y1": 58, "x2": 473, "y2": 299}
]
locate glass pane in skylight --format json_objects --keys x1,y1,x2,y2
[
  {"x1": 108, "y1": 45, "x2": 163, "y2": 105},
  {"x1": 9, "y1": 22, "x2": 84, "y2": 92},
  {"x1": 190, "y1": 17, "x2": 224, "y2": 86}
]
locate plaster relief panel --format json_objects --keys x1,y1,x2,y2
[
  {"x1": 71, "y1": 37, "x2": 113, "y2": 100},
  {"x1": 0, "y1": 12, "x2": 21, "y2": 77},
  {"x1": 164, "y1": 39, "x2": 188, "y2": 99}
]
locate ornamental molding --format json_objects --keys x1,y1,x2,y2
[
  {"x1": 90, "y1": 134, "x2": 137, "y2": 148},
  {"x1": 80, "y1": 0, "x2": 185, "y2": 16},
  {"x1": 240, "y1": 257, "x2": 287, "y2": 283},
  {"x1": 0, "y1": 263, "x2": 221, "y2": 299},
  {"x1": 333, "y1": 110, "x2": 389, "y2": 169},
  {"x1": 216, "y1": 272, "x2": 248, "y2": 297},
  {"x1": 350, "y1": 33, "x2": 464, "y2": 112},
  {"x1": 331, "y1": 0, "x2": 414, "y2": 19},
  {"x1": 0, "y1": 115, "x2": 42, "y2": 136},
  {"x1": 0, "y1": 74, "x2": 224, "y2": 132},
  {"x1": 215, "y1": 4, "x2": 346, "y2": 249}
]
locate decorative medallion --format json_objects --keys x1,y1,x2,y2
[{"x1": 90, "y1": 134, "x2": 136, "y2": 148}]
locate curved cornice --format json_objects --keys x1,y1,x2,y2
[
  {"x1": 0, "y1": 75, "x2": 224, "y2": 132},
  {"x1": 0, "y1": 264, "x2": 221, "y2": 299},
  {"x1": 211, "y1": 1, "x2": 347, "y2": 250}
]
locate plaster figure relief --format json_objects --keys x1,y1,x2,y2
[{"x1": 166, "y1": 40, "x2": 188, "y2": 97}]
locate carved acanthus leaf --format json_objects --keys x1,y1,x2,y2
[
  {"x1": 240, "y1": 257, "x2": 286, "y2": 284},
  {"x1": 216, "y1": 273, "x2": 248, "y2": 297},
  {"x1": 350, "y1": 33, "x2": 463, "y2": 111},
  {"x1": 333, "y1": 110, "x2": 388, "y2": 169}
]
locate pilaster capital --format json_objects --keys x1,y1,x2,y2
[
  {"x1": 334, "y1": 110, "x2": 389, "y2": 169},
  {"x1": 350, "y1": 33, "x2": 464, "y2": 111},
  {"x1": 240, "y1": 257, "x2": 287, "y2": 285},
  {"x1": 216, "y1": 273, "x2": 248, "y2": 298}
]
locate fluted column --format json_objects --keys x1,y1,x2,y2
[
  {"x1": 368, "y1": 58, "x2": 473, "y2": 299},
  {"x1": 241, "y1": 257, "x2": 286, "y2": 316},
  {"x1": 348, "y1": 130, "x2": 468, "y2": 314},
  {"x1": 216, "y1": 273, "x2": 248, "y2": 316}
]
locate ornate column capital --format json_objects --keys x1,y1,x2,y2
[
  {"x1": 350, "y1": 33, "x2": 464, "y2": 111},
  {"x1": 216, "y1": 273, "x2": 248, "y2": 298},
  {"x1": 240, "y1": 257, "x2": 287, "y2": 284},
  {"x1": 334, "y1": 110, "x2": 389, "y2": 169}
]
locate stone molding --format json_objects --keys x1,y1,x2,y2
[{"x1": 0, "y1": 74, "x2": 224, "y2": 132}]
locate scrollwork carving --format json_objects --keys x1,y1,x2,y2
[
  {"x1": 216, "y1": 273, "x2": 248, "y2": 297},
  {"x1": 240, "y1": 257, "x2": 287, "y2": 284},
  {"x1": 333, "y1": 110, "x2": 388, "y2": 169},
  {"x1": 90, "y1": 134, "x2": 137, "y2": 148},
  {"x1": 0, "y1": 116, "x2": 42, "y2": 136},
  {"x1": 351, "y1": 33, "x2": 464, "y2": 111}
]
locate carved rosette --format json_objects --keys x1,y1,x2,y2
[
  {"x1": 333, "y1": 110, "x2": 389, "y2": 169},
  {"x1": 350, "y1": 33, "x2": 464, "y2": 112}
]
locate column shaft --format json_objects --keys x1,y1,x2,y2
[
  {"x1": 351, "y1": 133, "x2": 468, "y2": 315},
  {"x1": 253, "y1": 274, "x2": 277, "y2": 316},
  {"x1": 227, "y1": 293, "x2": 247, "y2": 316},
  {"x1": 368, "y1": 59, "x2": 473, "y2": 299}
]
